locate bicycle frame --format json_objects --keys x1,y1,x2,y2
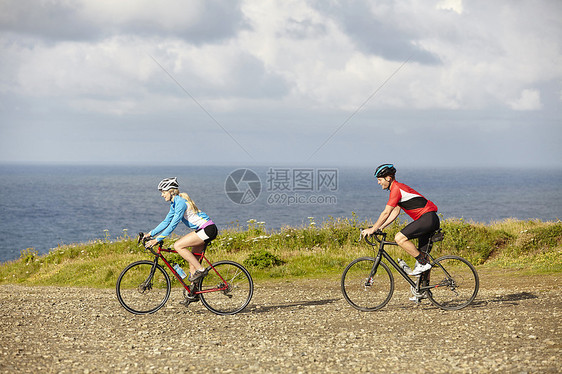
[
  {"x1": 148, "y1": 243, "x2": 230, "y2": 296},
  {"x1": 366, "y1": 233, "x2": 436, "y2": 293}
]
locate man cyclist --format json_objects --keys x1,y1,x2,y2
[{"x1": 362, "y1": 164, "x2": 440, "y2": 276}]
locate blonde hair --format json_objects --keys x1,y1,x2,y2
[{"x1": 169, "y1": 189, "x2": 200, "y2": 212}]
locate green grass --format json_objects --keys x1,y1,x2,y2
[{"x1": 1, "y1": 216, "x2": 560, "y2": 287}]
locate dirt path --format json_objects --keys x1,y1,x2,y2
[{"x1": 0, "y1": 270, "x2": 560, "y2": 373}]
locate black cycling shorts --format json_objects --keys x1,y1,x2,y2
[
  {"x1": 400, "y1": 212, "x2": 440, "y2": 252},
  {"x1": 195, "y1": 224, "x2": 218, "y2": 244}
]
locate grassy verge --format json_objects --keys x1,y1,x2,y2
[{"x1": 1, "y1": 217, "x2": 561, "y2": 288}]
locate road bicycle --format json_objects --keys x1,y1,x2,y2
[
  {"x1": 341, "y1": 229, "x2": 479, "y2": 311},
  {"x1": 116, "y1": 233, "x2": 254, "y2": 315}
]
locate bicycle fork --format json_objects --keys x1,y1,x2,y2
[
  {"x1": 364, "y1": 254, "x2": 384, "y2": 287},
  {"x1": 139, "y1": 256, "x2": 161, "y2": 293}
]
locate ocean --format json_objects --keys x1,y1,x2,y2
[{"x1": 0, "y1": 164, "x2": 560, "y2": 263}]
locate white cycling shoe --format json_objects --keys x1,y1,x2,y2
[{"x1": 409, "y1": 262, "x2": 432, "y2": 276}]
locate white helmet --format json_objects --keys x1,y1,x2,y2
[{"x1": 158, "y1": 177, "x2": 179, "y2": 191}]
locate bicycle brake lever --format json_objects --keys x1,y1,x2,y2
[
  {"x1": 138, "y1": 232, "x2": 154, "y2": 247},
  {"x1": 144, "y1": 243, "x2": 158, "y2": 256},
  {"x1": 359, "y1": 228, "x2": 370, "y2": 241}
]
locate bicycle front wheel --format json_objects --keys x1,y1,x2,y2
[
  {"x1": 199, "y1": 261, "x2": 254, "y2": 315},
  {"x1": 341, "y1": 257, "x2": 394, "y2": 311},
  {"x1": 116, "y1": 260, "x2": 171, "y2": 315},
  {"x1": 426, "y1": 255, "x2": 479, "y2": 310}
]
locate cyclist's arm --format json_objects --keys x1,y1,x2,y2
[
  {"x1": 149, "y1": 206, "x2": 174, "y2": 239},
  {"x1": 364, "y1": 204, "x2": 395, "y2": 235},
  {"x1": 380, "y1": 205, "x2": 401, "y2": 230},
  {"x1": 151, "y1": 199, "x2": 188, "y2": 242}
]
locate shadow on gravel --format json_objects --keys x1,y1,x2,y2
[
  {"x1": 245, "y1": 298, "x2": 340, "y2": 314},
  {"x1": 387, "y1": 292, "x2": 541, "y2": 311},
  {"x1": 471, "y1": 291, "x2": 538, "y2": 307}
]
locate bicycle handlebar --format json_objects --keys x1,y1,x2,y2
[
  {"x1": 137, "y1": 232, "x2": 159, "y2": 256},
  {"x1": 361, "y1": 229, "x2": 386, "y2": 246}
]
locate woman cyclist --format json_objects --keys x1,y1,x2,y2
[
  {"x1": 362, "y1": 164, "x2": 440, "y2": 276},
  {"x1": 144, "y1": 177, "x2": 218, "y2": 282}
]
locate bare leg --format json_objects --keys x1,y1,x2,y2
[
  {"x1": 395, "y1": 232, "x2": 421, "y2": 258},
  {"x1": 173, "y1": 232, "x2": 206, "y2": 275}
]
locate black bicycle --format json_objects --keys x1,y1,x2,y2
[
  {"x1": 341, "y1": 229, "x2": 479, "y2": 311},
  {"x1": 116, "y1": 233, "x2": 254, "y2": 315}
]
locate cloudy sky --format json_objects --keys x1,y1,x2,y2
[{"x1": 1, "y1": 0, "x2": 561, "y2": 168}]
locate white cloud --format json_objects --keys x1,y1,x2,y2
[
  {"x1": 508, "y1": 89, "x2": 542, "y2": 111},
  {"x1": 436, "y1": 0, "x2": 463, "y2": 14},
  {"x1": 0, "y1": 0, "x2": 561, "y2": 166},
  {"x1": 3, "y1": 0, "x2": 560, "y2": 112}
]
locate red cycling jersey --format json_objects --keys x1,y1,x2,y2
[{"x1": 387, "y1": 181, "x2": 438, "y2": 220}]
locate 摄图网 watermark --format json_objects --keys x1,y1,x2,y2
[{"x1": 225, "y1": 167, "x2": 338, "y2": 205}]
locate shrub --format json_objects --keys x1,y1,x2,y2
[
  {"x1": 243, "y1": 250, "x2": 285, "y2": 269},
  {"x1": 20, "y1": 248, "x2": 38, "y2": 264}
]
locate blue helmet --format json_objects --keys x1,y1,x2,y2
[{"x1": 374, "y1": 164, "x2": 396, "y2": 178}]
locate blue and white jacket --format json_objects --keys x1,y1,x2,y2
[{"x1": 149, "y1": 195, "x2": 213, "y2": 242}]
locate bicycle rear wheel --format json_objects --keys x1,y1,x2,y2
[
  {"x1": 199, "y1": 261, "x2": 254, "y2": 315},
  {"x1": 426, "y1": 255, "x2": 479, "y2": 310},
  {"x1": 116, "y1": 260, "x2": 171, "y2": 315},
  {"x1": 341, "y1": 257, "x2": 394, "y2": 311}
]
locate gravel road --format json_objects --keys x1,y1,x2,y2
[{"x1": 0, "y1": 270, "x2": 560, "y2": 373}]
